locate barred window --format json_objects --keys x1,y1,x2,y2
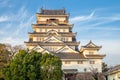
[
  {"x1": 89, "y1": 51, "x2": 94, "y2": 54},
  {"x1": 90, "y1": 61, "x2": 95, "y2": 64},
  {"x1": 65, "y1": 61, "x2": 71, "y2": 64},
  {"x1": 77, "y1": 61, "x2": 83, "y2": 64}
]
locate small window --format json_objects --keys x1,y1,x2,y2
[
  {"x1": 77, "y1": 61, "x2": 83, "y2": 64},
  {"x1": 118, "y1": 74, "x2": 120, "y2": 79},
  {"x1": 90, "y1": 61, "x2": 95, "y2": 64},
  {"x1": 63, "y1": 29, "x2": 65, "y2": 32},
  {"x1": 47, "y1": 47, "x2": 57, "y2": 51},
  {"x1": 65, "y1": 37, "x2": 68, "y2": 41},
  {"x1": 66, "y1": 38, "x2": 68, "y2": 41},
  {"x1": 37, "y1": 37, "x2": 44, "y2": 41},
  {"x1": 65, "y1": 61, "x2": 71, "y2": 64},
  {"x1": 84, "y1": 68, "x2": 87, "y2": 72},
  {"x1": 61, "y1": 37, "x2": 65, "y2": 41},
  {"x1": 39, "y1": 29, "x2": 42, "y2": 32},
  {"x1": 58, "y1": 29, "x2": 60, "y2": 32},
  {"x1": 45, "y1": 29, "x2": 47, "y2": 32},
  {"x1": 29, "y1": 38, "x2": 33, "y2": 41},
  {"x1": 89, "y1": 51, "x2": 94, "y2": 54}
]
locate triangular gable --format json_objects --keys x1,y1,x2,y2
[
  {"x1": 87, "y1": 43, "x2": 96, "y2": 47},
  {"x1": 41, "y1": 49, "x2": 50, "y2": 53},
  {"x1": 47, "y1": 30, "x2": 59, "y2": 36},
  {"x1": 80, "y1": 41, "x2": 102, "y2": 52},
  {"x1": 43, "y1": 36, "x2": 62, "y2": 43},
  {"x1": 32, "y1": 45, "x2": 44, "y2": 52},
  {"x1": 85, "y1": 41, "x2": 101, "y2": 48},
  {"x1": 56, "y1": 45, "x2": 78, "y2": 53}
]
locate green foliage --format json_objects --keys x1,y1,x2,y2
[
  {"x1": 3, "y1": 50, "x2": 63, "y2": 80},
  {"x1": 0, "y1": 43, "x2": 10, "y2": 79},
  {"x1": 102, "y1": 62, "x2": 108, "y2": 72},
  {"x1": 41, "y1": 53, "x2": 63, "y2": 80},
  {"x1": 3, "y1": 50, "x2": 41, "y2": 80},
  {"x1": 0, "y1": 43, "x2": 26, "y2": 79}
]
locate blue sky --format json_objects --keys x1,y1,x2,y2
[{"x1": 0, "y1": 0, "x2": 120, "y2": 66}]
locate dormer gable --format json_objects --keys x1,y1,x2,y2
[
  {"x1": 41, "y1": 49, "x2": 51, "y2": 53},
  {"x1": 80, "y1": 40, "x2": 102, "y2": 55},
  {"x1": 56, "y1": 45, "x2": 78, "y2": 53},
  {"x1": 43, "y1": 36, "x2": 62, "y2": 43},
  {"x1": 80, "y1": 41, "x2": 102, "y2": 52},
  {"x1": 32, "y1": 45, "x2": 44, "y2": 52},
  {"x1": 85, "y1": 40, "x2": 101, "y2": 48},
  {"x1": 47, "y1": 30, "x2": 59, "y2": 36}
]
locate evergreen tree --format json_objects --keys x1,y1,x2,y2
[
  {"x1": 41, "y1": 53, "x2": 63, "y2": 80},
  {"x1": 3, "y1": 50, "x2": 63, "y2": 80}
]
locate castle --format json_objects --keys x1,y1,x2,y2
[{"x1": 24, "y1": 8, "x2": 105, "y2": 75}]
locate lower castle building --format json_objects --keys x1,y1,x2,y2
[{"x1": 24, "y1": 8, "x2": 105, "y2": 74}]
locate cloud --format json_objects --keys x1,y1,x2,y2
[
  {"x1": 78, "y1": 26, "x2": 120, "y2": 31},
  {"x1": 70, "y1": 9, "x2": 120, "y2": 33},
  {"x1": 0, "y1": 16, "x2": 9, "y2": 22},
  {"x1": 0, "y1": 30, "x2": 5, "y2": 35},
  {"x1": 0, "y1": 6, "x2": 35, "y2": 45},
  {"x1": 0, "y1": 37, "x2": 26, "y2": 46},
  {"x1": 11, "y1": 7, "x2": 35, "y2": 36},
  {"x1": 70, "y1": 11, "x2": 95, "y2": 23},
  {"x1": 85, "y1": 15, "x2": 120, "y2": 28}
]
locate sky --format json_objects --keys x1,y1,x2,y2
[{"x1": 0, "y1": 0, "x2": 120, "y2": 66}]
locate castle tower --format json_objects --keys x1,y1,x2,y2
[
  {"x1": 25, "y1": 9, "x2": 80, "y2": 54},
  {"x1": 80, "y1": 40, "x2": 106, "y2": 72}
]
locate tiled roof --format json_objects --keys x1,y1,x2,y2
[
  {"x1": 109, "y1": 64, "x2": 120, "y2": 72},
  {"x1": 86, "y1": 54, "x2": 106, "y2": 59},
  {"x1": 40, "y1": 9, "x2": 66, "y2": 15},
  {"x1": 30, "y1": 32, "x2": 74, "y2": 34},
  {"x1": 28, "y1": 32, "x2": 76, "y2": 37},
  {"x1": 105, "y1": 64, "x2": 120, "y2": 75},
  {"x1": 63, "y1": 69, "x2": 78, "y2": 73},
  {"x1": 82, "y1": 40, "x2": 101, "y2": 48},
  {"x1": 32, "y1": 24, "x2": 71, "y2": 26},
  {"x1": 25, "y1": 42, "x2": 80, "y2": 46},
  {"x1": 54, "y1": 53, "x2": 85, "y2": 59}
]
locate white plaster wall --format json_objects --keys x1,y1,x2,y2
[
  {"x1": 83, "y1": 50, "x2": 98, "y2": 55},
  {"x1": 33, "y1": 37, "x2": 37, "y2": 41},
  {"x1": 62, "y1": 59, "x2": 102, "y2": 72},
  {"x1": 88, "y1": 59, "x2": 102, "y2": 72},
  {"x1": 67, "y1": 37, "x2": 72, "y2": 41}
]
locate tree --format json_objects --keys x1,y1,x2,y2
[
  {"x1": 3, "y1": 50, "x2": 42, "y2": 80},
  {"x1": 90, "y1": 67, "x2": 99, "y2": 80},
  {"x1": 3, "y1": 50, "x2": 63, "y2": 80},
  {"x1": 90, "y1": 67, "x2": 106, "y2": 80},
  {"x1": 40, "y1": 53, "x2": 63, "y2": 80},
  {"x1": 102, "y1": 62, "x2": 108, "y2": 72},
  {"x1": 0, "y1": 43, "x2": 10, "y2": 79},
  {"x1": 5, "y1": 44, "x2": 26, "y2": 60},
  {"x1": 0, "y1": 43, "x2": 26, "y2": 79}
]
